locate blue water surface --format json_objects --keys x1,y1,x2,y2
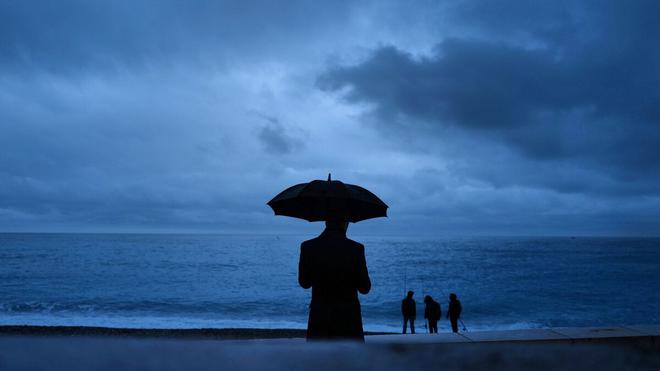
[{"x1": 1, "y1": 233, "x2": 658, "y2": 332}]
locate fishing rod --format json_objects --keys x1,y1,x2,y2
[
  {"x1": 403, "y1": 270, "x2": 407, "y2": 295},
  {"x1": 459, "y1": 319, "x2": 468, "y2": 332}
]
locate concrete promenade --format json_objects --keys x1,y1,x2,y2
[
  {"x1": 1, "y1": 325, "x2": 659, "y2": 370},
  {"x1": 365, "y1": 324, "x2": 660, "y2": 345}
]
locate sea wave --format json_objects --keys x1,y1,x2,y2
[
  {"x1": 0, "y1": 313, "x2": 308, "y2": 330},
  {"x1": 2, "y1": 234, "x2": 659, "y2": 332},
  {"x1": 0, "y1": 308, "x2": 545, "y2": 334},
  {"x1": 0, "y1": 300, "x2": 299, "y2": 316}
]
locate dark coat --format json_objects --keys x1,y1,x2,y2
[
  {"x1": 424, "y1": 300, "x2": 441, "y2": 321},
  {"x1": 298, "y1": 228, "x2": 371, "y2": 340},
  {"x1": 401, "y1": 297, "x2": 416, "y2": 319},
  {"x1": 448, "y1": 299, "x2": 462, "y2": 320}
]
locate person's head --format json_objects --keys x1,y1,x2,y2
[
  {"x1": 325, "y1": 204, "x2": 349, "y2": 232},
  {"x1": 325, "y1": 217, "x2": 348, "y2": 232},
  {"x1": 407, "y1": 290, "x2": 414, "y2": 298},
  {"x1": 449, "y1": 293, "x2": 457, "y2": 301},
  {"x1": 424, "y1": 295, "x2": 432, "y2": 303}
]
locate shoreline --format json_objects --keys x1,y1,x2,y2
[
  {"x1": 2, "y1": 324, "x2": 658, "y2": 345},
  {"x1": 0, "y1": 325, "x2": 393, "y2": 340}
]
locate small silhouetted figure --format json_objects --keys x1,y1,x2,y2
[
  {"x1": 401, "y1": 291, "x2": 416, "y2": 334},
  {"x1": 424, "y1": 295, "x2": 441, "y2": 334},
  {"x1": 447, "y1": 293, "x2": 462, "y2": 333},
  {"x1": 298, "y1": 217, "x2": 371, "y2": 341}
]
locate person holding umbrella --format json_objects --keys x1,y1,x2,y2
[
  {"x1": 298, "y1": 208, "x2": 371, "y2": 340},
  {"x1": 268, "y1": 174, "x2": 387, "y2": 341}
]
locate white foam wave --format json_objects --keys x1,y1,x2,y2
[
  {"x1": 0, "y1": 313, "x2": 544, "y2": 333},
  {"x1": 0, "y1": 314, "x2": 307, "y2": 330}
]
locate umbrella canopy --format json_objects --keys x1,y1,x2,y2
[{"x1": 267, "y1": 174, "x2": 388, "y2": 223}]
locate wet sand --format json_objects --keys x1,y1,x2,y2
[
  {"x1": 0, "y1": 325, "x2": 392, "y2": 340},
  {"x1": 2, "y1": 325, "x2": 660, "y2": 345},
  {"x1": 0, "y1": 325, "x2": 307, "y2": 339}
]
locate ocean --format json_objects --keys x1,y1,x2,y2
[{"x1": 1, "y1": 233, "x2": 659, "y2": 333}]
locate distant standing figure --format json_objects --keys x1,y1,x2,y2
[
  {"x1": 298, "y1": 215, "x2": 371, "y2": 341},
  {"x1": 401, "y1": 291, "x2": 416, "y2": 334},
  {"x1": 447, "y1": 293, "x2": 462, "y2": 333},
  {"x1": 424, "y1": 295, "x2": 441, "y2": 334}
]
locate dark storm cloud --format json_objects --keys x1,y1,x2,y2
[
  {"x1": 2, "y1": 0, "x2": 660, "y2": 235},
  {"x1": 0, "y1": 0, "x2": 351, "y2": 74},
  {"x1": 318, "y1": 1, "x2": 660, "y2": 194},
  {"x1": 0, "y1": 0, "x2": 358, "y2": 232},
  {"x1": 257, "y1": 115, "x2": 304, "y2": 155}
]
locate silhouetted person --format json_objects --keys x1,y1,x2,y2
[
  {"x1": 447, "y1": 293, "x2": 462, "y2": 333},
  {"x1": 401, "y1": 291, "x2": 416, "y2": 334},
  {"x1": 298, "y1": 216, "x2": 371, "y2": 341},
  {"x1": 424, "y1": 295, "x2": 441, "y2": 334}
]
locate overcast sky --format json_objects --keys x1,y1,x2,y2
[{"x1": 1, "y1": 0, "x2": 659, "y2": 236}]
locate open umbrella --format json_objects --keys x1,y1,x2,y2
[{"x1": 267, "y1": 174, "x2": 388, "y2": 223}]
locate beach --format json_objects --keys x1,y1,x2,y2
[
  {"x1": 2, "y1": 324, "x2": 659, "y2": 343},
  {"x1": 0, "y1": 325, "x2": 390, "y2": 340}
]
